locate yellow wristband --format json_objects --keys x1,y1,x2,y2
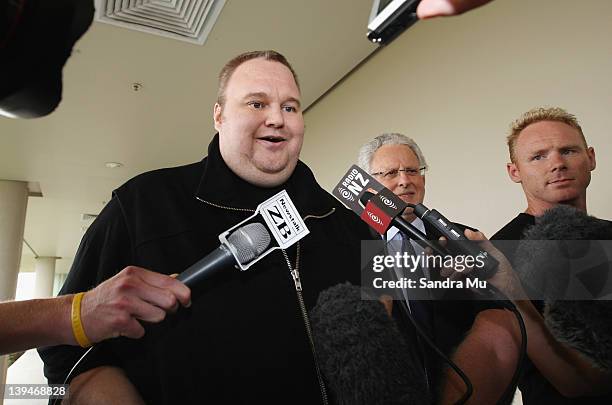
[{"x1": 71, "y1": 292, "x2": 92, "y2": 348}]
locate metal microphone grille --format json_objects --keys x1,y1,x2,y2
[{"x1": 227, "y1": 223, "x2": 271, "y2": 264}]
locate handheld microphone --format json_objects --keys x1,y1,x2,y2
[
  {"x1": 177, "y1": 222, "x2": 271, "y2": 288},
  {"x1": 411, "y1": 203, "x2": 499, "y2": 279},
  {"x1": 515, "y1": 205, "x2": 612, "y2": 371},
  {"x1": 310, "y1": 283, "x2": 430, "y2": 405},
  {"x1": 334, "y1": 165, "x2": 497, "y2": 278},
  {"x1": 359, "y1": 191, "x2": 448, "y2": 256}
]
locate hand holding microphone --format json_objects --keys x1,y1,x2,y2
[
  {"x1": 80, "y1": 222, "x2": 271, "y2": 344},
  {"x1": 440, "y1": 229, "x2": 526, "y2": 299},
  {"x1": 358, "y1": 189, "x2": 500, "y2": 280},
  {"x1": 78, "y1": 266, "x2": 192, "y2": 343}
]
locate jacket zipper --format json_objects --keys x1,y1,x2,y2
[
  {"x1": 197, "y1": 197, "x2": 333, "y2": 404},
  {"x1": 281, "y1": 244, "x2": 329, "y2": 405}
]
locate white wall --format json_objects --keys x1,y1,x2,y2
[{"x1": 302, "y1": 0, "x2": 612, "y2": 235}]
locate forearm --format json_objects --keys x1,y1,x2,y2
[
  {"x1": 0, "y1": 296, "x2": 77, "y2": 355},
  {"x1": 514, "y1": 299, "x2": 612, "y2": 397},
  {"x1": 439, "y1": 309, "x2": 519, "y2": 404},
  {"x1": 440, "y1": 341, "x2": 513, "y2": 404},
  {"x1": 65, "y1": 366, "x2": 145, "y2": 405}
]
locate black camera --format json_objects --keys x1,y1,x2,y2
[
  {"x1": 367, "y1": 0, "x2": 420, "y2": 45},
  {"x1": 1, "y1": 0, "x2": 94, "y2": 118}
]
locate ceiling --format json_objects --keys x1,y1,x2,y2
[{"x1": 1, "y1": 0, "x2": 378, "y2": 274}]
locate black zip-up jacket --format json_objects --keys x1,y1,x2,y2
[{"x1": 39, "y1": 135, "x2": 379, "y2": 404}]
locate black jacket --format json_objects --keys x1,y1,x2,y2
[{"x1": 39, "y1": 135, "x2": 377, "y2": 405}]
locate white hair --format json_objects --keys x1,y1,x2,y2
[{"x1": 357, "y1": 133, "x2": 428, "y2": 173}]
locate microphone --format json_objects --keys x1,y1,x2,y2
[
  {"x1": 545, "y1": 300, "x2": 612, "y2": 372},
  {"x1": 514, "y1": 205, "x2": 612, "y2": 299},
  {"x1": 359, "y1": 191, "x2": 448, "y2": 256},
  {"x1": 514, "y1": 205, "x2": 612, "y2": 371},
  {"x1": 310, "y1": 283, "x2": 430, "y2": 405},
  {"x1": 177, "y1": 222, "x2": 271, "y2": 288},
  {"x1": 360, "y1": 192, "x2": 499, "y2": 280},
  {"x1": 410, "y1": 202, "x2": 499, "y2": 279}
]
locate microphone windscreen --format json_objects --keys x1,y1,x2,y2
[
  {"x1": 310, "y1": 283, "x2": 429, "y2": 405},
  {"x1": 523, "y1": 205, "x2": 612, "y2": 241},
  {"x1": 513, "y1": 205, "x2": 612, "y2": 371},
  {"x1": 544, "y1": 300, "x2": 612, "y2": 372},
  {"x1": 514, "y1": 205, "x2": 612, "y2": 299}
]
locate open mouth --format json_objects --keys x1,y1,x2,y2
[{"x1": 258, "y1": 136, "x2": 286, "y2": 143}]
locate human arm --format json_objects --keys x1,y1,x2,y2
[
  {"x1": 416, "y1": 0, "x2": 495, "y2": 19},
  {"x1": 440, "y1": 230, "x2": 612, "y2": 403},
  {"x1": 0, "y1": 295, "x2": 74, "y2": 356},
  {"x1": 63, "y1": 366, "x2": 145, "y2": 405},
  {"x1": 439, "y1": 308, "x2": 520, "y2": 404},
  {"x1": 0, "y1": 266, "x2": 191, "y2": 355},
  {"x1": 37, "y1": 197, "x2": 160, "y2": 397}
]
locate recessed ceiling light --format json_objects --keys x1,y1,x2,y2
[{"x1": 105, "y1": 162, "x2": 123, "y2": 169}]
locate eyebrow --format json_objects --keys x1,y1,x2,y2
[
  {"x1": 529, "y1": 143, "x2": 584, "y2": 156},
  {"x1": 559, "y1": 143, "x2": 584, "y2": 150},
  {"x1": 243, "y1": 92, "x2": 301, "y2": 107}
]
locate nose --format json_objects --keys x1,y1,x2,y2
[
  {"x1": 396, "y1": 170, "x2": 414, "y2": 188},
  {"x1": 265, "y1": 105, "x2": 284, "y2": 128},
  {"x1": 549, "y1": 151, "x2": 568, "y2": 172}
]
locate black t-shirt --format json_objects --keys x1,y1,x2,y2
[{"x1": 492, "y1": 213, "x2": 612, "y2": 405}]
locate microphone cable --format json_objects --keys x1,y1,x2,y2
[
  {"x1": 51, "y1": 344, "x2": 97, "y2": 405},
  {"x1": 485, "y1": 285, "x2": 527, "y2": 405},
  {"x1": 385, "y1": 263, "x2": 473, "y2": 404}
]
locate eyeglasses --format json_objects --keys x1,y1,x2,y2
[{"x1": 370, "y1": 166, "x2": 427, "y2": 180}]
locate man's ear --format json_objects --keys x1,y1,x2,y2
[
  {"x1": 587, "y1": 146, "x2": 596, "y2": 171},
  {"x1": 507, "y1": 162, "x2": 522, "y2": 183},
  {"x1": 213, "y1": 103, "x2": 222, "y2": 131}
]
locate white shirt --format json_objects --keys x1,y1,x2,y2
[{"x1": 385, "y1": 216, "x2": 427, "y2": 258}]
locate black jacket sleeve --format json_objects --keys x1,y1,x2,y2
[{"x1": 38, "y1": 196, "x2": 133, "y2": 385}]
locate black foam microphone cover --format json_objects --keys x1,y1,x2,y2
[
  {"x1": 544, "y1": 300, "x2": 612, "y2": 372},
  {"x1": 515, "y1": 205, "x2": 612, "y2": 371},
  {"x1": 310, "y1": 283, "x2": 429, "y2": 405},
  {"x1": 514, "y1": 205, "x2": 612, "y2": 299}
]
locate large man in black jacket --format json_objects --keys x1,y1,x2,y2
[{"x1": 39, "y1": 50, "x2": 381, "y2": 405}]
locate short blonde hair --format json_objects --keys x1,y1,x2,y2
[{"x1": 507, "y1": 107, "x2": 586, "y2": 162}]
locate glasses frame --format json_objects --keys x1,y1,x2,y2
[{"x1": 370, "y1": 166, "x2": 428, "y2": 179}]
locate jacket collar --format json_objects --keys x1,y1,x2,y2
[{"x1": 195, "y1": 134, "x2": 334, "y2": 217}]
